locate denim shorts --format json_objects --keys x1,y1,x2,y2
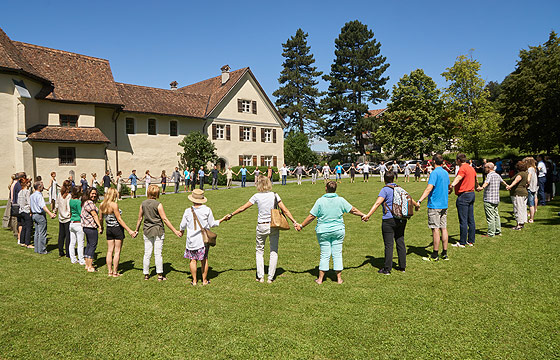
[{"x1": 527, "y1": 190, "x2": 536, "y2": 207}]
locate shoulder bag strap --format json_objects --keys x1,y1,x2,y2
[{"x1": 191, "y1": 207, "x2": 203, "y2": 231}]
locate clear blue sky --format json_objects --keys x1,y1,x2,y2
[{"x1": 3, "y1": 0, "x2": 559, "y2": 150}]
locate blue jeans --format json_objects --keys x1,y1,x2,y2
[
  {"x1": 527, "y1": 190, "x2": 536, "y2": 207},
  {"x1": 32, "y1": 213, "x2": 48, "y2": 254},
  {"x1": 316, "y1": 229, "x2": 345, "y2": 271},
  {"x1": 241, "y1": 175, "x2": 246, "y2": 187},
  {"x1": 537, "y1": 176, "x2": 546, "y2": 205},
  {"x1": 456, "y1": 192, "x2": 476, "y2": 245},
  {"x1": 282, "y1": 175, "x2": 287, "y2": 185}
]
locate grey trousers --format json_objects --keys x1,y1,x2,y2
[
  {"x1": 212, "y1": 178, "x2": 218, "y2": 190},
  {"x1": 33, "y1": 213, "x2": 48, "y2": 254}
]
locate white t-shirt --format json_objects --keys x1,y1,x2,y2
[
  {"x1": 279, "y1": 167, "x2": 288, "y2": 176},
  {"x1": 392, "y1": 164, "x2": 399, "y2": 172},
  {"x1": 249, "y1": 192, "x2": 282, "y2": 223},
  {"x1": 322, "y1": 166, "x2": 330, "y2": 174},
  {"x1": 180, "y1": 205, "x2": 220, "y2": 250},
  {"x1": 363, "y1": 164, "x2": 370, "y2": 173},
  {"x1": 145, "y1": 174, "x2": 152, "y2": 185},
  {"x1": 537, "y1": 161, "x2": 547, "y2": 177}
]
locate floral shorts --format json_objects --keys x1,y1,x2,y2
[{"x1": 184, "y1": 245, "x2": 209, "y2": 261}]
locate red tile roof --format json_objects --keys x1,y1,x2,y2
[
  {"x1": 27, "y1": 125, "x2": 110, "y2": 144},
  {"x1": 116, "y1": 83, "x2": 209, "y2": 118},
  {"x1": 178, "y1": 67, "x2": 249, "y2": 116},
  {"x1": 0, "y1": 28, "x2": 51, "y2": 86},
  {"x1": 14, "y1": 42, "x2": 122, "y2": 105},
  {"x1": 366, "y1": 108, "x2": 387, "y2": 117}
]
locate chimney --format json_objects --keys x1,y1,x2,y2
[
  {"x1": 221, "y1": 65, "x2": 230, "y2": 85},
  {"x1": 170, "y1": 81, "x2": 178, "y2": 90}
]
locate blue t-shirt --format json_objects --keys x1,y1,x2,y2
[
  {"x1": 335, "y1": 165, "x2": 343, "y2": 173},
  {"x1": 378, "y1": 184, "x2": 396, "y2": 220},
  {"x1": 495, "y1": 161, "x2": 503, "y2": 172},
  {"x1": 239, "y1": 168, "x2": 248, "y2": 176},
  {"x1": 80, "y1": 178, "x2": 88, "y2": 191},
  {"x1": 310, "y1": 193, "x2": 352, "y2": 234},
  {"x1": 198, "y1": 169, "x2": 205, "y2": 178},
  {"x1": 184, "y1": 170, "x2": 190, "y2": 180},
  {"x1": 128, "y1": 174, "x2": 138, "y2": 186},
  {"x1": 427, "y1": 167, "x2": 449, "y2": 209}
]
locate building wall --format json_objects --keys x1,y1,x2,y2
[
  {"x1": 31, "y1": 142, "x2": 107, "y2": 187},
  {"x1": 208, "y1": 73, "x2": 285, "y2": 167}
]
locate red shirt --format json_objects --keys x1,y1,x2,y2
[{"x1": 455, "y1": 163, "x2": 477, "y2": 195}]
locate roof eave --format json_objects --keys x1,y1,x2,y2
[{"x1": 120, "y1": 109, "x2": 207, "y2": 120}]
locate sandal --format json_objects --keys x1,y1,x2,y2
[
  {"x1": 112, "y1": 273, "x2": 122, "y2": 277},
  {"x1": 144, "y1": 275, "x2": 150, "y2": 280},
  {"x1": 157, "y1": 275, "x2": 167, "y2": 282},
  {"x1": 202, "y1": 280, "x2": 210, "y2": 286}
]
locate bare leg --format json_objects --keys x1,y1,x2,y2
[
  {"x1": 316, "y1": 270, "x2": 325, "y2": 284},
  {"x1": 336, "y1": 270, "x2": 343, "y2": 284},
  {"x1": 112, "y1": 240, "x2": 122, "y2": 275},
  {"x1": 106, "y1": 240, "x2": 115, "y2": 275},
  {"x1": 201, "y1": 259, "x2": 209, "y2": 285},
  {"x1": 189, "y1": 259, "x2": 198, "y2": 284},
  {"x1": 441, "y1": 228, "x2": 449, "y2": 251},
  {"x1": 529, "y1": 205, "x2": 535, "y2": 221},
  {"x1": 432, "y1": 228, "x2": 440, "y2": 251}
]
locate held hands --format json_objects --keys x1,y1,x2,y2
[
  {"x1": 174, "y1": 229, "x2": 182, "y2": 238},
  {"x1": 128, "y1": 230, "x2": 138, "y2": 238},
  {"x1": 220, "y1": 213, "x2": 232, "y2": 222},
  {"x1": 361, "y1": 215, "x2": 370, "y2": 222},
  {"x1": 294, "y1": 222, "x2": 302, "y2": 231},
  {"x1": 505, "y1": 185, "x2": 512, "y2": 191},
  {"x1": 476, "y1": 186, "x2": 483, "y2": 192}
]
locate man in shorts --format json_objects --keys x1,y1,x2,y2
[
  {"x1": 417, "y1": 154, "x2": 450, "y2": 261},
  {"x1": 128, "y1": 170, "x2": 138, "y2": 198}
]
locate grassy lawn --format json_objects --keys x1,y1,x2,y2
[{"x1": 1, "y1": 179, "x2": 558, "y2": 359}]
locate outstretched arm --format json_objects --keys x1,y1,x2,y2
[
  {"x1": 229, "y1": 201, "x2": 253, "y2": 218},
  {"x1": 363, "y1": 196, "x2": 385, "y2": 221},
  {"x1": 278, "y1": 201, "x2": 298, "y2": 225},
  {"x1": 157, "y1": 203, "x2": 181, "y2": 237},
  {"x1": 349, "y1": 206, "x2": 365, "y2": 217},
  {"x1": 299, "y1": 214, "x2": 316, "y2": 230}
]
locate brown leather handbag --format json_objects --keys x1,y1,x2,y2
[
  {"x1": 191, "y1": 207, "x2": 217, "y2": 247},
  {"x1": 270, "y1": 193, "x2": 290, "y2": 230}
]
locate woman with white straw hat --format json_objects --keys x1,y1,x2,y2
[
  {"x1": 179, "y1": 189, "x2": 230, "y2": 285},
  {"x1": 229, "y1": 175, "x2": 298, "y2": 283}
]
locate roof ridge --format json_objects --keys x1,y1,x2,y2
[
  {"x1": 179, "y1": 67, "x2": 249, "y2": 91},
  {"x1": 14, "y1": 41, "x2": 110, "y2": 63}
]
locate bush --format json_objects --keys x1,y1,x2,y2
[{"x1": 119, "y1": 183, "x2": 131, "y2": 196}]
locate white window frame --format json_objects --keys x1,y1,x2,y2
[
  {"x1": 264, "y1": 128, "x2": 273, "y2": 143},
  {"x1": 216, "y1": 124, "x2": 225, "y2": 140},
  {"x1": 242, "y1": 100, "x2": 251, "y2": 113},
  {"x1": 263, "y1": 155, "x2": 273, "y2": 167},
  {"x1": 243, "y1": 155, "x2": 253, "y2": 166},
  {"x1": 243, "y1": 127, "x2": 252, "y2": 142}
]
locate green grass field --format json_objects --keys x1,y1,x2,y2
[{"x1": 1, "y1": 179, "x2": 558, "y2": 359}]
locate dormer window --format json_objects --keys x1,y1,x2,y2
[{"x1": 60, "y1": 114, "x2": 78, "y2": 127}]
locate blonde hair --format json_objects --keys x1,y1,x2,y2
[
  {"x1": 147, "y1": 184, "x2": 160, "y2": 199},
  {"x1": 523, "y1": 157, "x2": 536, "y2": 169},
  {"x1": 256, "y1": 175, "x2": 272, "y2": 192},
  {"x1": 99, "y1": 188, "x2": 118, "y2": 214}
]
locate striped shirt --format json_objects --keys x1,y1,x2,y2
[{"x1": 483, "y1": 171, "x2": 502, "y2": 204}]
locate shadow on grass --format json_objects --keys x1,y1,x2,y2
[{"x1": 407, "y1": 244, "x2": 431, "y2": 258}]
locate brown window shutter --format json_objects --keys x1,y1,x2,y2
[
  {"x1": 252, "y1": 155, "x2": 257, "y2": 166},
  {"x1": 273, "y1": 129, "x2": 277, "y2": 143},
  {"x1": 239, "y1": 155, "x2": 243, "y2": 166},
  {"x1": 261, "y1": 156, "x2": 265, "y2": 166},
  {"x1": 226, "y1": 125, "x2": 231, "y2": 140},
  {"x1": 273, "y1": 156, "x2": 277, "y2": 167},
  {"x1": 239, "y1": 126, "x2": 244, "y2": 141},
  {"x1": 252, "y1": 127, "x2": 256, "y2": 142},
  {"x1": 238, "y1": 99, "x2": 243, "y2": 113},
  {"x1": 261, "y1": 128, "x2": 265, "y2": 142},
  {"x1": 252, "y1": 101, "x2": 257, "y2": 114},
  {"x1": 212, "y1": 124, "x2": 217, "y2": 140}
]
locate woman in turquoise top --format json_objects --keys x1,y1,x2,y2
[{"x1": 298, "y1": 181, "x2": 365, "y2": 284}]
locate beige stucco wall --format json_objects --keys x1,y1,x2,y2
[
  {"x1": 32, "y1": 142, "x2": 107, "y2": 185},
  {"x1": 42, "y1": 102, "x2": 96, "y2": 127},
  {"x1": 101, "y1": 109, "x2": 206, "y2": 176},
  {"x1": 208, "y1": 72, "x2": 285, "y2": 167}
]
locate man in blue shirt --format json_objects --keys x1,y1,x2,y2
[
  {"x1": 237, "y1": 165, "x2": 248, "y2": 188},
  {"x1": 30, "y1": 182, "x2": 56, "y2": 254},
  {"x1": 417, "y1": 154, "x2": 450, "y2": 261},
  {"x1": 198, "y1": 166, "x2": 206, "y2": 190},
  {"x1": 128, "y1": 170, "x2": 139, "y2": 198},
  {"x1": 334, "y1": 162, "x2": 343, "y2": 183}
]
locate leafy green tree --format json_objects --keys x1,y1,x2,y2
[
  {"x1": 441, "y1": 54, "x2": 501, "y2": 159},
  {"x1": 177, "y1": 132, "x2": 218, "y2": 171},
  {"x1": 284, "y1": 131, "x2": 318, "y2": 166},
  {"x1": 485, "y1": 80, "x2": 502, "y2": 103},
  {"x1": 499, "y1": 31, "x2": 560, "y2": 153},
  {"x1": 376, "y1": 69, "x2": 450, "y2": 160},
  {"x1": 319, "y1": 20, "x2": 390, "y2": 154},
  {"x1": 273, "y1": 29, "x2": 323, "y2": 133}
]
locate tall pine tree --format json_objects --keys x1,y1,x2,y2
[
  {"x1": 273, "y1": 29, "x2": 322, "y2": 133},
  {"x1": 320, "y1": 20, "x2": 389, "y2": 154},
  {"x1": 376, "y1": 69, "x2": 450, "y2": 159}
]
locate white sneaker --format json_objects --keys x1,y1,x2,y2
[
  {"x1": 451, "y1": 243, "x2": 465, "y2": 248},
  {"x1": 79, "y1": 261, "x2": 86, "y2": 265}
]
